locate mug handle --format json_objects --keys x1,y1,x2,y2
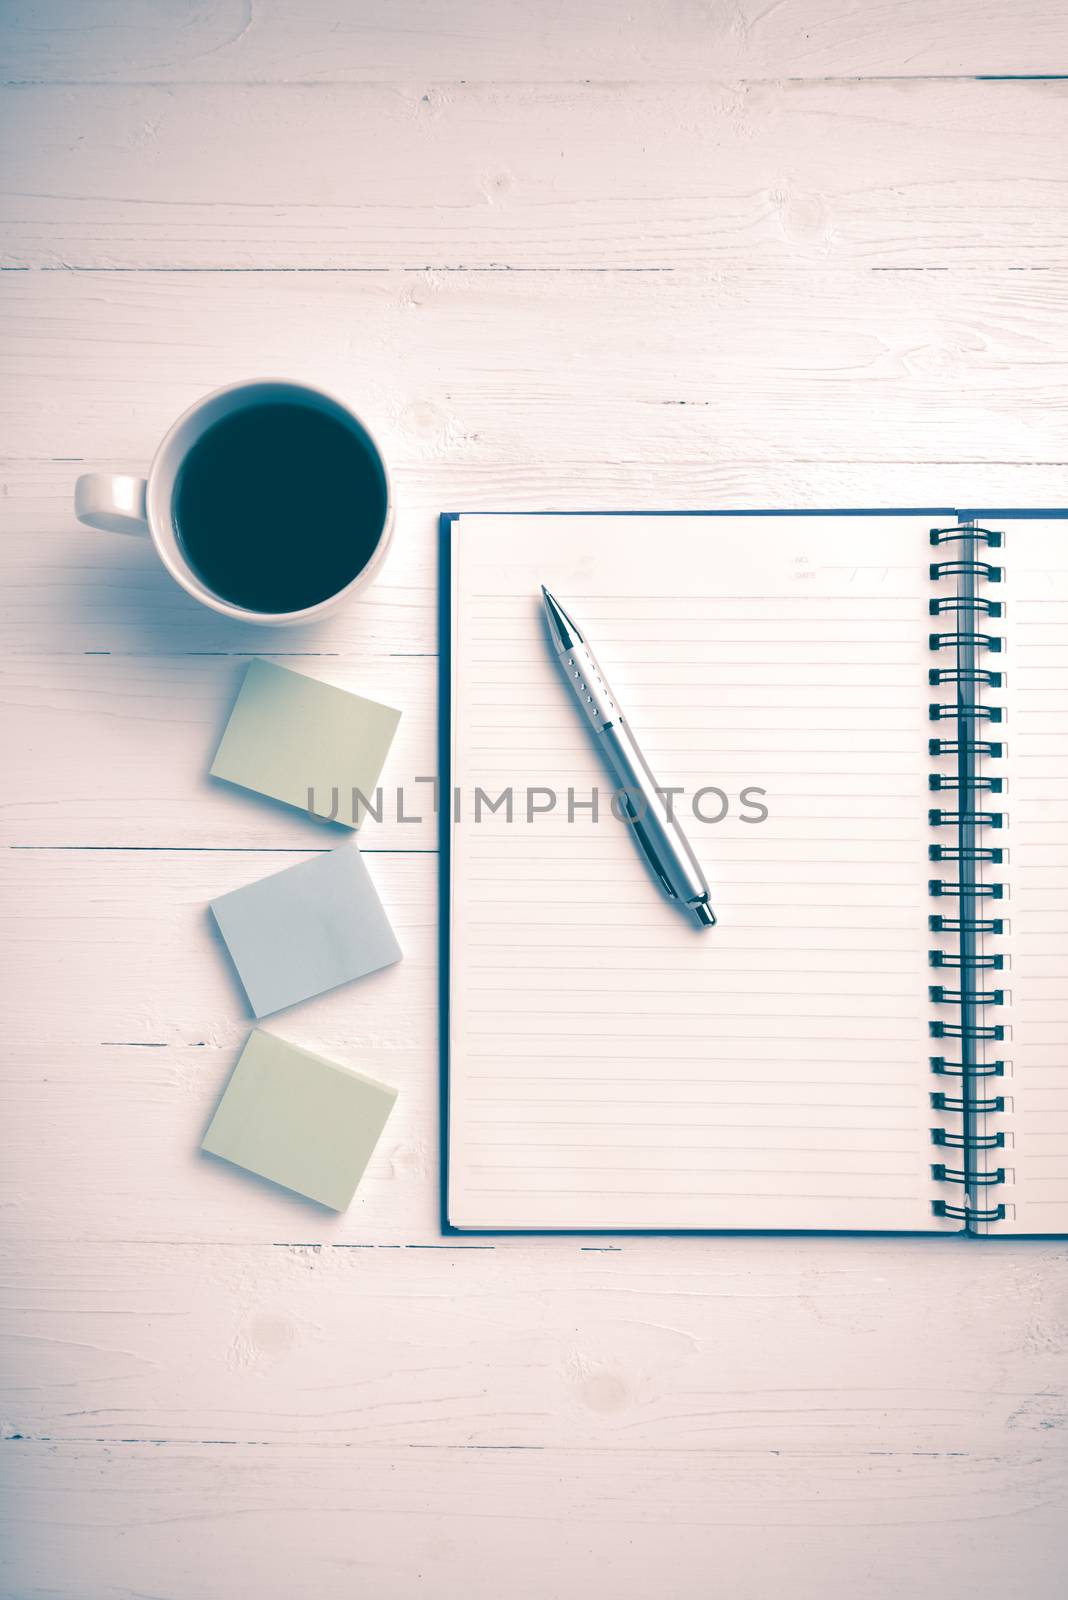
[{"x1": 74, "y1": 472, "x2": 149, "y2": 536}]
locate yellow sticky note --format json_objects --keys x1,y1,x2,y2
[
  {"x1": 202, "y1": 1030, "x2": 397, "y2": 1211},
  {"x1": 211, "y1": 658, "x2": 401, "y2": 825}
]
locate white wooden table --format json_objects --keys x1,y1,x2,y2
[{"x1": 3, "y1": 5, "x2": 1068, "y2": 1595}]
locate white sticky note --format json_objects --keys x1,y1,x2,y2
[{"x1": 211, "y1": 845, "x2": 402, "y2": 1017}]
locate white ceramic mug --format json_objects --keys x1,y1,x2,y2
[{"x1": 74, "y1": 379, "x2": 393, "y2": 625}]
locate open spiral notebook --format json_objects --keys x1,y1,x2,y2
[{"x1": 441, "y1": 511, "x2": 1068, "y2": 1236}]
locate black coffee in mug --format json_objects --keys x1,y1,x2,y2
[{"x1": 173, "y1": 401, "x2": 388, "y2": 614}]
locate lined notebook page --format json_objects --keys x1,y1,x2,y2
[
  {"x1": 448, "y1": 513, "x2": 950, "y2": 1232},
  {"x1": 998, "y1": 519, "x2": 1068, "y2": 1234}
]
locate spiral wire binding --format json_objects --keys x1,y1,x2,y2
[{"x1": 927, "y1": 522, "x2": 1007, "y2": 1226}]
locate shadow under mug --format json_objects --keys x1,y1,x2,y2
[{"x1": 74, "y1": 379, "x2": 394, "y2": 625}]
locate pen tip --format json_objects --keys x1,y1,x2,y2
[{"x1": 540, "y1": 586, "x2": 584, "y2": 650}]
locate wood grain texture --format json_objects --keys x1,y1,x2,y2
[
  {"x1": 5, "y1": 1236, "x2": 1068, "y2": 1443},
  {"x1": 3, "y1": 1440, "x2": 1064, "y2": 1600},
  {"x1": 3, "y1": 1240, "x2": 1067, "y2": 1591},
  {"x1": 3, "y1": 0, "x2": 1068, "y2": 83},
  {"x1": 4, "y1": 80, "x2": 1068, "y2": 269},
  {"x1": 3, "y1": 1, "x2": 1068, "y2": 1594},
  {"x1": 4, "y1": 272, "x2": 1068, "y2": 472}
]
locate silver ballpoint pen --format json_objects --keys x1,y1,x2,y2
[{"x1": 541, "y1": 586, "x2": 716, "y2": 928}]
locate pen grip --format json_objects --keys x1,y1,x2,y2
[
  {"x1": 560, "y1": 643, "x2": 619, "y2": 730},
  {"x1": 599, "y1": 720, "x2": 710, "y2": 908}
]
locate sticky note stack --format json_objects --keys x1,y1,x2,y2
[{"x1": 202, "y1": 660, "x2": 403, "y2": 1210}]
